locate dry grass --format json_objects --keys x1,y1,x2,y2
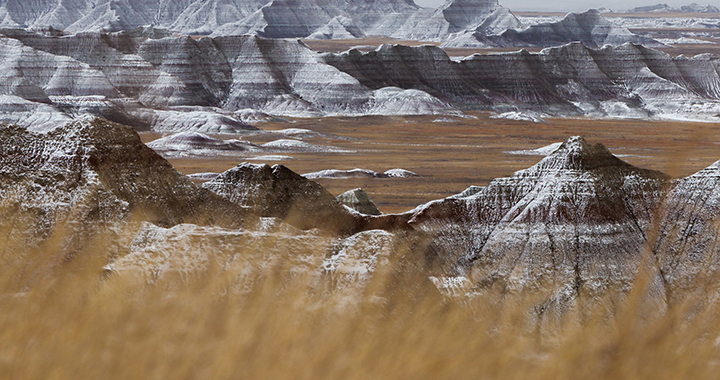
[
  {"x1": 2, "y1": 222, "x2": 720, "y2": 379},
  {"x1": 145, "y1": 114, "x2": 720, "y2": 214}
]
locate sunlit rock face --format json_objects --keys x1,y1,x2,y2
[
  {"x1": 654, "y1": 161, "x2": 720, "y2": 300},
  {"x1": 202, "y1": 163, "x2": 362, "y2": 235},
  {"x1": 0, "y1": 116, "x2": 250, "y2": 255},
  {"x1": 0, "y1": 28, "x2": 716, "y2": 128},
  {"x1": 337, "y1": 188, "x2": 382, "y2": 216},
  {"x1": 0, "y1": 0, "x2": 515, "y2": 40},
  {"x1": 324, "y1": 41, "x2": 720, "y2": 119},
  {"x1": 443, "y1": 10, "x2": 664, "y2": 48},
  {"x1": 410, "y1": 137, "x2": 671, "y2": 309},
  {"x1": 0, "y1": 0, "x2": 665, "y2": 49}
]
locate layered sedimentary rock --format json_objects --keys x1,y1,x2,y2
[
  {"x1": 410, "y1": 136, "x2": 671, "y2": 308},
  {"x1": 624, "y1": 3, "x2": 720, "y2": 13},
  {"x1": 105, "y1": 221, "x2": 409, "y2": 307},
  {"x1": 202, "y1": 163, "x2": 414, "y2": 234},
  {"x1": 324, "y1": 42, "x2": 720, "y2": 119},
  {"x1": 0, "y1": 0, "x2": 268, "y2": 34},
  {"x1": 304, "y1": 168, "x2": 419, "y2": 179},
  {"x1": 0, "y1": 29, "x2": 716, "y2": 127},
  {"x1": 0, "y1": 0, "x2": 668, "y2": 50},
  {"x1": 443, "y1": 10, "x2": 664, "y2": 48},
  {"x1": 0, "y1": 0, "x2": 519, "y2": 41},
  {"x1": 0, "y1": 116, "x2": 251, "y2": 255},
  {"x1": 202, "y1": 163, "x2": 361, "y2": 234},
  {"x1": 654, "y1": 160, "x2": 720, "y2": 300}
]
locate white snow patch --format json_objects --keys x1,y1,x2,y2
[
  {"x1": 491, "y1": 111, "x2": 547, "y2": 123},
  {"x1": 505, "y1": 142, "x2": 563, "y2": 156},
  {"x1": 262, "y1": 139, "x2": 351, "y2": 153},
  {"x1": 247, "y1": 155, "x2": 295, "y2": 161},
  {"x1": 304, "y1": 168, "x2": 419, "y2": 179}
]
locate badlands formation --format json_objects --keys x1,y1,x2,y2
[
  {"x1": 2, "y1": 117, "x2": 720, "y2": 312},
  {"x1": 0, "y1": 0, "x2": 719, "y2": 314},
  {"x1": 0, "y1": 28, "x2": 716, "y2": 132}
]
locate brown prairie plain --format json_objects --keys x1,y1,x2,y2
[{"x1": 142, "y1": 114, "x2": 720, "y2": 214}]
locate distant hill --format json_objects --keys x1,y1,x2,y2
[{"x1": 624, "y1": 3, "x2": 719, "y2": 13}]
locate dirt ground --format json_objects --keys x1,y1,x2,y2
[{"x1": 141, "y1": 113, "x2": 720, "y2": 214}]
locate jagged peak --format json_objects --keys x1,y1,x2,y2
[
  {"x1": 531, "y1": 136, "x2": 627, "y2": 171},
  {"x1": 212, "y1": 162, "x2": 304, "y2": 183}
]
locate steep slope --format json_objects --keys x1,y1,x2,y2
[
  {"x1": 625, "y1": 3, "x2": 720, "y2": 13},
  {"x1": 209, "y1": 0, "x2": 520, "y2": 41},
  {"x1": 0, "y1": 0, "x2": 511, "y2": 42},
  {"x1": 0, "y1": 0, "x2": 268, "y2": 34},
  {"x1": 442, "y1": 10, "x2": 664, "y2": 48},
  {"x1": 0, "y1": 31, "x2": 452, "y2": 126},
  {"x1": 0, "y1": 29, "x2": 717, "y2": 123},
  {"x1": 0, "y1": 116, "x2": 251, "y2": 254},
  {"x1": 202, "y1": 163, "x2": 361, "y2": 234},
  {"x1": 325, "y1": 42, "x2": 720, "y2": 119},
  {"x1": 410, "y1": 136, "x2": 671, "y2": 308},
  {"x1": 653, "y1": 161, "x2": 720, "y2": 300},
  {"x1": 337, "y1": 188, "x2": 382, "y2": 215}
]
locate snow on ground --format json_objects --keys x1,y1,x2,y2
[
  {"x1": 505, "y1": 142, "x2": 563, "y2": 156},
  {"x1": 491, "y1": 111, "x2": 547, "y2": 123},
  {"x1": 304, "y1": 168, "x2": 419, "y2": 179},
  {"x1": 658, "y1": 37, "x2": 716, "y2": 45},
  {"x1": 247, "y1": 155, "x2": 296, "y2": 161},
  {"x1": 187, "y1": 172, "x2": 220, "y2": 181},
  {"x1": 261, "y1": 139, "x2": 352, "y2": 153}
]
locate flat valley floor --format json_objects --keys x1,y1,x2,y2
[{"x1": 141, "y1": 114, "x2": 720, "y2": 214}]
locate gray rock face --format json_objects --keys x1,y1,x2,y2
[
  {"x1": 325, "y1": 42, "x2": 720, "y2": 119},
  {"x1": 411, "y1": 136, "x2": 671, "y2": 308},
  {"x1": 202, "y1": 162, "x2": 362, "y2": 234},
  {"x1": 0, "y1": 116, "x2": 250, "y2": 254},
  {"x1": 0, "y1": 0, "x2": 517, "y2": 42},
  {"x1": 0, "y1": 0, "x2": 268, "y2": 34},
  {"x1": 0, "y1": 30, "x2": 453, "y2": 128},
  {"x1": 443, "y1": 10, "x2": 665, "y2": 48},
  {"x1": 337, "y1": 188, "x2": 382, "y2": 215},
  {"x1": 625, "y1": 3, "x2": 720, "y2": 13},
  {"x1": 304, "y1": 168, "x2": 419, "y2": 179},
  {"x1": 654, "y1": 161, "x2": 720, "y2": 300},
  {"x1": 0, "y1": 29, "x2": 716, "y2": 126}
]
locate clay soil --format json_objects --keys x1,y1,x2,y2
[{"x1": 141, "y1": 114, "x2": 720, "y2": 214}]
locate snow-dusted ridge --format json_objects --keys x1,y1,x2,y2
[
  {"x1": 0, "y1": 28, "x2": 715, "y2": 124},
  {"x1": 8, "y1": 121, "x2": 720, "y2": 312},
  {"x1": 303, "y1": 168, "x2": 420, "y2": 179}
]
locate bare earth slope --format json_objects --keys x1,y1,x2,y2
[
  {"x1": 411, "y1": 136, "x2": 671, "y2": 309},
  {"x1": 0, "y1": 29, "x2": 716, "y2": 125}
]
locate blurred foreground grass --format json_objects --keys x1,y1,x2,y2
[{"x1": 0, "y1": 224, "x2": 719, "y2": 380}]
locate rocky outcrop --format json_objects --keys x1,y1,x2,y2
[
  {"x1": 654, "y1": 160, "x2": 720, "y2": 300},
  {"x1": 337, "y1": 188, "x2": 382, "y2": 215},
  {"x1": 146, "y1": 132, "x2": 262, "y2": 157},
  {"x1": 0, "y1": 29, "x2": 716, "y2": 127},
  {"x1": 202, "y1": 163, "x2": 361, "y2": 234},
  {"x1": 201, "y1": 163, "x2": 415, "y2": 234},
  {"x1": 0, "y1": 116, "x2": 251, "y2": 254},
  {"x1": 410, "y1": 136, "x2": 671, "y2": 309},
  {"x1": 106, "y1": 221, "x2": 411, "y2": 307},
  {"x1": 0, "y1": 0, "x2": 268, "y2": 34},
  {"x1": 443, "y1": 10, "x2": 665, "y2": 48},
  {"x1": 624, "y1": 3, "x2": 720, "y2": 13},
  {"x1": 304, "y1": 168, "x2": 419, "y2": 179},
  {"x1": 325, "y1": 42, "x2": 720, "y2": 119},
  {"x1": 0, "y1": 0, "x2": 517, "y2": 42}
]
